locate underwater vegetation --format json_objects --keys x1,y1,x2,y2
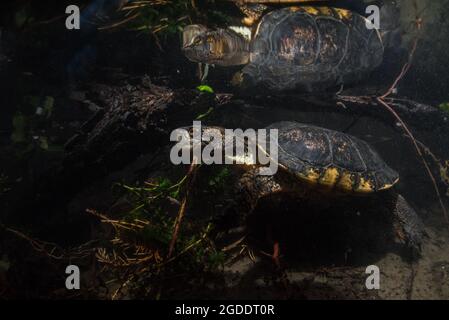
[
  {"x1": 85, "y1": 175, "x2": 226, "y2": 299},
  {"x1": 439, "y1": 102, "x2": 449, "y2": 113}
]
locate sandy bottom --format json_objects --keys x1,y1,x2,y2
[{"x1": 216, "y1": 206, "x2": 449, "y2": 300}]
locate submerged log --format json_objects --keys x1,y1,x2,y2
[
  {"x1": 213, "y1": 92, "x2": 449, "y2": 151},
  {"x1": 63, "y1": 81, "x2": 213, "y2": 178},
  {"x1": 223, "y1": 93, "x2": 449, "y2": 130}
]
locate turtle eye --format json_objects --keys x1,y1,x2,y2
[{"x1": 193, "y1": 37, "x2": 202, "y2": 46}]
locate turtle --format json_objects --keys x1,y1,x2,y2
[
  {"x1": 182, "y1": 1, "x2": 401, "y2": 91},
  {"x1": 177, "y1": 121, "x2": 424, "y2": 265}
]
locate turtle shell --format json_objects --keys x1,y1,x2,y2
[
  {"x1": 265, "y1": 121, "x2": 399, "y2": 193},
  {"x1": 242, "y1": 7, "x2": 384, "y2": 91}
]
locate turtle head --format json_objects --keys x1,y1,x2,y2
[
  {"x1": 182, "y1": 25, "x2": 250, "y2": 66},
  {"x1": 182, "y1": 24, "x2": 212, "y2": 63}
]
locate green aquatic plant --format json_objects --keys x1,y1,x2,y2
[
  {"x1": 42, "y1": 96, "x2": 55, "y2": 119},
  {"x1": 103, "y1": 0, "x2": 231, "y2": 40},
  {"x1": 195, "y1": 86, "x2": 215, "y2": 120},
  {"x1": 91, "y1": 173, "x2": 224, "y2": 298},
  {"x1": 117, "y1": 0, "x2": 195, "y2": 37},
  {"x1": 195, "y1": 107, "x2": 214, "y2": 120},
  {"x1": 197, "y1": 84, "x2": 214, "y2": 94},
  {"x1": 11, "y1": 95, "x2": 57, "y2": 151},
  {"x1": 439, "y1": 102, "x2": 449, "y2": 113},
  {"x1": 11, "y1": 112, "x2": 27, "y2": 144},
  {"x1": 208, "y1": 167, "x2": 230, "y2": 193},
  {"x1": 118, "y1": 176, "x2": 186, "y2": 203},
  {"x1": 129, "y1": 4, "x2": 188, "y2": 35},
  {"x1": 14, "y1": 3, "x2": 35, "y2": 29}
]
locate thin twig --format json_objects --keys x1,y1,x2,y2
[
  {"x1": 338, "y1": 11, "x2": 448, "y2": 227},
  {"x1": 380, "y1": 38, "x2": 418, "y2": 100},
  {"x1": 376, "y1": 98, "x2": 448, "y2": 224},
  {"x1": 167, "y1": 162, "x2": 199, "y2": 258}
]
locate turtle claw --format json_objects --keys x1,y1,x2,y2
[
  {"x1": 272, "y1": 241, "x2": 281, "y2": 269},
  {"x1": 201, "y1": 63, "x2": 210, "y2": 83},
  {"x1": 396, "y1": 226, "x2": 422, "y2": 258},
  {"x1": 197, "y1": 63, "x2": 210, "y2": 83}
]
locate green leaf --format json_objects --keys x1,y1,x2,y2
[
  {"x1": 159, "y1": 178, "x2": 172, "y2": 190},
  {"x1": 197, "y1": 85, "x2": 214, "y2": 94},
  {"x1": 11, "y1": 113, "x2": 27, "y2": 143},
  {"x1": 39, "y1": 136, "x2": 49, "y2": 150},
  {"x1": 43, "y1": 96, "x2": 55, "y2": 119},
  {"x1": 15, "y1": 7, "x2": 29, "y2": 28},
  {"x1": 170, "y1": 189, "x2": 180, "y2": 199},
  {"x1": 0, "y1": 255, "x2": 10, "y2": 272},
  {"x1": 439, "y1": 102, "x2": 449, "y2": 113}
]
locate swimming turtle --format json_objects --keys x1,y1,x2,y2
[
  {"x1": 182, "y1": 2, "x2": 400, "y2": 91},
  {"x1": 178, "y1": 121, "x2": 424, "y2": 264}
]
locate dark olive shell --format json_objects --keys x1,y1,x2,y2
[
  {"x1": 266, "y1": 121, "x2": 399, "y2": 193},
  {"x1": 243, "y1": 7, "x2": 384, "y2": 91}
]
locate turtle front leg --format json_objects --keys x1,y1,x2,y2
[
  {"x1": 197, "y1": 63, "x2": 210, "y2": 82},
  {"x1": 237, "y1": 168, "x2": 296, "y2": 268},
  {"x1": 235, "y1": 2, "x2": 268, "y2": 27},
  {"x1": 390, "y1": 193, "x2": 426, "y2": 257}
]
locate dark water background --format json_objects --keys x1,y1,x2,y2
[{"x1": 1, "y1": 0, "x2": 449, "y2": 299}]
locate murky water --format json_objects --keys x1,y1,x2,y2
[{"x1": 1, "y1": 0, "x2": 449, "y2": 299}]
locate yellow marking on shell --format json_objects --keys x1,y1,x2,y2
[
  {"x1": 317, "y1": 7, "x2": 334, "y2": 16},
  {"x1": 292, "y1": 6, "x2": 352, "y2": 20},
  {"x1": 336, "y1": 171, "x2": 354, "y2": 192},
  {"x1": 299, "y1": 168, "x2": 321, "y2": 185},
  {"x1": 319, "y1": 167, "x2": 340, "y2": 187},
  {"x1": 355, "y1": 177, "x2": 375, "y2": 194},
  {"x1": 334, "y1": 8, "x2": 353, "y2": 20},
  {"x1": 298, "y1": 6, "x2": 320, "y2": 15}
]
